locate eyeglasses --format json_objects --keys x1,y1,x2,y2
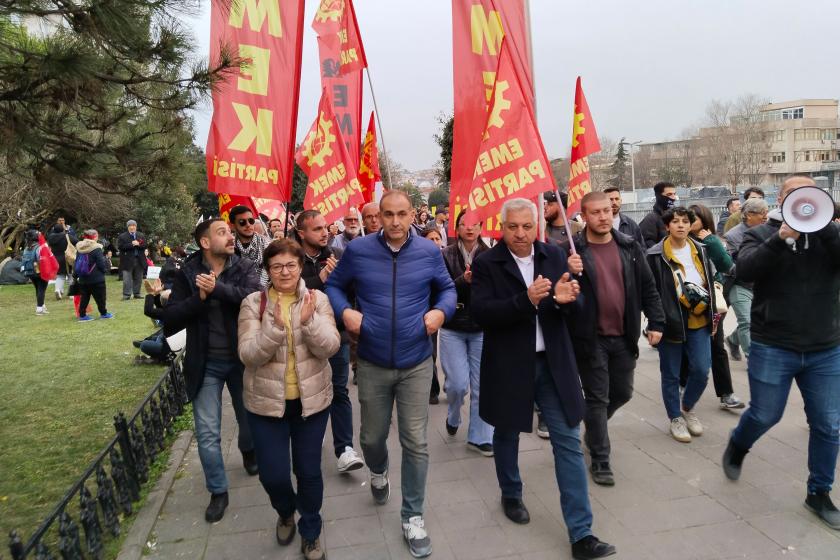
[
  {"x1": 237, "y1": 218, "x2": 256, "y2": 226},
  {"x1": 268, "y1": 262, "x2": 300, "y2": 274}
]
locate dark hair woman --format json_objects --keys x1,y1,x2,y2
[{"x1": 237, "y1": 238, "x2": 340, "y2": 560}]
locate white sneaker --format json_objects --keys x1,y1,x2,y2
[
  {"x1": 402, "y1": 516, "x2": 432, "y2": 558},
  {"x1": 670, "y1": 417, "x2": 692, "y2": 443},
  {"x1": 682, "y1": 411, "x2": 703, "y2": 436},
  {"x1": 337, "y1": 446, "x2": 364, "y2": 473},
  {"x1": 36, "y1": 306, "x2": 49, "y2": 315}
]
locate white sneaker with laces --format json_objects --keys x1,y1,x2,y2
[
  {"x1": 402, "y1": 516, "x2": 432, "y2": 558},
  {"x1": 337, "y1": 446, "x2": 364, "y2": 473},
  {"x1": 670, "y1": 417, "x2": 692, "y2": 443},
  {"x1": 682, "y1": 410, "x2": 703, "y2": 436}
]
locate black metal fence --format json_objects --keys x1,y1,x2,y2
[{"x1": 6, "y1": 358, "x2": 188, "y2": 559}]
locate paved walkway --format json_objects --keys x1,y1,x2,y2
[{"x1": 125, "y1": 322, "x2": 840, "y2": 560}]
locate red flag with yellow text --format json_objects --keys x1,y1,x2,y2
[
  {"x1": 312, "y1": 0, "x2": 367, "y2": 75},
  {"x1": 450, "y1": 0, "x2": 532, "y2": 237},
  {"x1": 462, "y1": 38, "x2": 554, "y2": 229},
  {"x1": 206, "y1": 0, "x2": 305, "y2": 201},
  {"x1": 358, "y1": 112, "x2": 381, "y2": 204},
  {"x1": 566, "y1": 77, "x2": 601, "y2": 218},
  {"x1": 295, "y1": 89, "x2": 366, "y2": 223},
  {"x1": 218, "y1": 194, "x2": 257, "y2": 223}
]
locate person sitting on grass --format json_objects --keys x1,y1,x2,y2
[{"x1": 75, "y1": 229, "x2": 113, "y2": 322}]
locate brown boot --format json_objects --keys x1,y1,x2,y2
[
  {"x1": 301, "y1": 537, "x2": 326, "y2": 560},
  {"x1": 275, "y1": 515, "x2": 295, "y2": 546}
]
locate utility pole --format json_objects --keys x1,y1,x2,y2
[{"x1": 622, "y1": 140, "x2": 642, "y2": 192}]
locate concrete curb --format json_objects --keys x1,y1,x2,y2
[{"x1": 116, "y1": 429, "x2": 194, "y2": 560}]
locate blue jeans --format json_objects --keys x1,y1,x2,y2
[
  {"x1": 192, "y1": 358, "x2": 254, "y2": 494},
  {"x1": 726, "y1": 285, "x2": 753, "y2": 356},
  {"x1": 732, "y1": 342, "x2": 840, "y2": 494},
  {"x1": 439, "y1": 329, "x2": 493, "y2": 445},
  {"x1": 247, "y1": 402, "x2": 329, "y2": 541},
  {"x1": 328, "y1": 342, "x2": 354, "y2": 456},
  {"x1": 492, "y1": 354, "x2": 593, "y2": 544},
  {"x1": 357, "y1": 357, "x2": 432, "y2": 522},
  {"x1": 658, "y1": 327, "x2": 711, "y2": 420}
]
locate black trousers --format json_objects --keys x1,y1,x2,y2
[
  {"x1": 577, "y1": 336, "x2": 636, "y2": 463},
  {"x1": 31, "y1": 276, "x2": 48, "y2": 307},
  {"x1": 679, "y1": 325, "x2": 733, "y2": 397},
  {"x1": 80, "y1": 282, "x2": 108, "y2": 316}
]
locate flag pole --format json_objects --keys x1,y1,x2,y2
[
  {"x1": 283, "y1": 202, "x2": 291, "y2": 238},
  {"x1": 364, "y1": 68, "x2": 394, "y2": 193},
  {"x1": 524, "y1": 0, "x2": 546, "y2": 242}
]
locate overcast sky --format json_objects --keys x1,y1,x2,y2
[{"x1": 183, "y1": 0, "x2": 840, "y2": 171}]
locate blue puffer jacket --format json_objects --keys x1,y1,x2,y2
[{"x1": 326, "y1": 231, "x2": 456, "y2": 369}]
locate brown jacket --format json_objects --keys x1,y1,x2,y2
[{"x1": 238, "y1": 280, "x2": 339, "y2": 418}]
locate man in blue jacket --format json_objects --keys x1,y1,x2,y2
[{"x1": 326, "y1": 190, "x2": 456, "y2": 558}]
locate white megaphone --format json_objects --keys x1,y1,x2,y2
[{"x1": 780, "y1": 186, "x2": 835, "y2": 233}]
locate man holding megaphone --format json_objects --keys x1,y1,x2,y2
[{"x1": 722, "y1": 175, "x2": 840, "y2": 530}]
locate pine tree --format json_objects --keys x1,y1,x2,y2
[{"x1": 609, "y1": 137, "x2": 628, "y2": 188}]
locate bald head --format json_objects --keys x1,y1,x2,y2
[{"x1": 780, "y1": 175, "x2": 816, "y2": 204}]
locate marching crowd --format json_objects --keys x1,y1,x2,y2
[{"x1": 14, "y1": 175, "x2": 840, "y2": 559}]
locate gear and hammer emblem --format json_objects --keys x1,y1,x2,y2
[{"x1": 302, "y1": 112, "x2": 336, "y2": 168}]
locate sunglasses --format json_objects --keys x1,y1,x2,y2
[{"x1": 237, "y1": 218, "x2": 256, "y2": 226}]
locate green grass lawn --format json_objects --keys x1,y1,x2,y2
[{"x1": 0, "y1": 276, "x2": 166, "y2": 543}]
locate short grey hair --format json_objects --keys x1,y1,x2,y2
[
  {"x1": 741, "y1": 198, "x2": 768, "y2": 221},
  {"x1": 126, "y1": 219, "x2": 137, "y2": 228},
  {"x1": 501, "y1": 198, "x2": 538, "y2": 223}
]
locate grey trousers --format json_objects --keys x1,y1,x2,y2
[
  {"x1": 122, "y1": 267, "x2": 142, "y2": 297},
  {"x1": 357, "y1": 356, "x2": 433, "y2": 522}
]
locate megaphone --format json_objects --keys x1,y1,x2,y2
[{"x1": 781, "y1": 186, "x2": 835, "y2": 233}]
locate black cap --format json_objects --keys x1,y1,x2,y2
[{"x1": 543, "y1": 191, "x2": 557, "y2": 203}]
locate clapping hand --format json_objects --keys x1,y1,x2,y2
[
  {"x1": 553, "y1": 273, "x2": 580, "y2": 304},
  {"x1": 319, "y1": 256, "x2": 338, "y2": 283},
  {"x1": 196, "y1": 272, "x2": 216, "y2": 300},
  {"x1": 463, "y1": 264, "x2": 473, "y2": 284},
  {"x1": 527, "y1": 275, "x2": 552, "y2": 306},
  {"x1": 299, "y1": 290, "x2": 316, "y2": 325}
]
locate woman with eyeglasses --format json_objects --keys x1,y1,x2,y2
[{"x1": 238, "y1": 238, "x2": 340, "y2": 560}]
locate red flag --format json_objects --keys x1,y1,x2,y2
[
  {"x1": 218, "y1": 194, "x2": 257, "y2": 223},
  {"x1": 206, "y1": 0, "x2": 305, "y2": 201},
  {"x1": 462, "y1": 39, "x2": 555, "y2": 230},
  {"x1": 315, "y1": 37, "x2": 363, "y2": 169},
  {"x1": 566, "y1": 77, "x2": 601, "y2": 218},
  {"x1": 252, "y1": 198, "x2": 287, "y2": 222},
  {"x1": 358, "y1": 112, "x2": 381, "y2": 204},
  {"x1": 312, "y1": 0, "x2": 367, "y2": 75},
  {"x1": 450, "y1": 0, "x2": 533, "y2": 237},
  {"x1": 295, "y1": 89, "x2": 366, "y2": 223}
]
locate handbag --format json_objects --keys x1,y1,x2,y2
[
  {"x1": 38, "y1": 244, "x2": 59, "y2": 281},
  {"x1": 67, "y1": 276, "x2": 81, "y2": 296},
  {"x1": 65, "y1": 234, "x2": 77, "y2": 269},
  {"x1": 712, "y1": 281, "x2": 727, "y2": 314}
]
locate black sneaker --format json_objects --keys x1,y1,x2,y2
[
  {"x1": 205, "y1": 491, "x2": 229, "y2": 523},
  {"x1": 242, "y1": 450, "x2": 259, "y2": 476},
  {"x1": 804, "y1": 492, "x2": 840, "y2": 530},
  {"x1": 722, "y1": 437, "x2": 748, "y2": 481},
  {"x1": 370, "y1": 470, "x2": 390, "y2": 505},
  {"x1": 589, "y1": 462, "x2": 615, "y2": 486},
  {"x1": 536, "y1": 414, "x2": 549, "y2": 439},
  {"x1": 466, "y1": 442, "x2": 494, "y2": 457},
  {"x1": 445, "y1": 420, "x2": 458, "y2": 436},
  {"x1": 571, "y1": 535, "x2": 616, "y2": 559}
]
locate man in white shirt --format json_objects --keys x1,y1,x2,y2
[{"x1": 471, "y1": 198, "x2": 616, "y2": 560}]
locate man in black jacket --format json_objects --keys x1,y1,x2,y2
[
  {"x1": 296, "y1": 209, "x2": 365, "y2": 475},
  {"x1": 723, "y1": 176, "x2": 840, "y2": 530},
  {"x1": 472, "y1": 198, "x2": 615, "y2": 560},
  {"x1": 162, "y1": 218, "x2": 260, "y2": 523},
  {"x1": 603, "y1": 186, "x2": 644, "y2": 247},
  {"x1": 117, "y1": 219, "x2": 146, "y2": 300},
  {"x1": 569, "y1": 192, "x2": 665, "y2": 486},
  {"x1": 639, "y1": 182, "x2": 677, "y2": 248}
]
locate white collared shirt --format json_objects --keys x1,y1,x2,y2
[{"x1": 509, "y1": 246, "x2": 545, "y2": 352}]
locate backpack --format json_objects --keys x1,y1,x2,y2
[
  {"x1": 20, "y1": 246, "x2": 40, "y2": 277},
  {"x1": 74, "y1": 252, "x2": 96, "y2": 278}
]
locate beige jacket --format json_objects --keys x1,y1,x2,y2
[{"x1": 238, "y1": 280, "x2": 339, "y2": 418}]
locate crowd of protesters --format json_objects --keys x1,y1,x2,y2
[{"x1": 12, "y1": 176, "x2": 840, "y2": 559}]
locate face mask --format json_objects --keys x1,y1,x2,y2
[{"x1": 656, "y1": 193, "x2": 676, "y2": 210}]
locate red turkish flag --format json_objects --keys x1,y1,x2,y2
[
  {"x1": 295, "y1": 89, "x2": 366, "y2": 223},
  {"x1": 312, "y1": 0, "x2": 367, "y2": 75},
  {"x1": 450, "y1": 0, "x2": 533, "y2": 237},
  {"x1": 206, "y1": 0, "x2": 305, "y2": 200},
  {"x1": 461, "y1": 38, "x2": 555, "y2": 230},
  {"x1": 358, "y1": 112, "x2": 381, "y2": 204},
  {"x1": 566, "y1": 77, "x2": 601, "y2": 217}
]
